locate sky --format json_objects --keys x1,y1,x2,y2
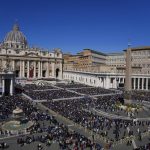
[{"x1": 0, "y1": 0, "x2": 150, "y2": 54}]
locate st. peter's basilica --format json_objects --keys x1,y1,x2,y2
[{"x1": 0, "y1": 23, "x2": 63, "y2": 80}]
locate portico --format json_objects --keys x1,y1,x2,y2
[
  {"x1": 63, "y1": 71, "x2": 150, "y2": 90},
  {"x1": 0, "y1": 71, "x2": 15, "y2": 96},
  {"x1": 0, "y1": 24, "x2": 63, "y2": 81}
]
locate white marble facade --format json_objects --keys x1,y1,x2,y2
[
  {"x1": 63, "y1": 71, "x2": 150, "y2": 90},
  {"x1": 0, "y1": 24, "x2": 63, "y2": 80}
]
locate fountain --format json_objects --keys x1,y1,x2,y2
[{"x1": 2, "y1": 107, "x2": 34, "y2": 134}]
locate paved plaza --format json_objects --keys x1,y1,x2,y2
[{"x1": 0, "y1": 81, "x2": 150, "y2": 150}]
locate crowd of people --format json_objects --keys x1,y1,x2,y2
[
  {"x1": 95, "y1": 95, "x2": 150, "y2": 118},
  {"x1": 0, "y1": 95, "x2": 37, "y2": 122},
  {"x1": 135, "y1": 142, "x2": 150, "y2": 150},
  {"x1": 42, "y1": 95, "x2": 150, "y2": 143},
  {"x1": 1, "y1": 82, "x2": 150, "y2": 149},
  {"x1": 130, "y1": 91, "x2": 150, "y2": 102},
  {"x1": 17, "y1": 126, "x2": 102, "y2": 150},
  {"x1": 72, "y1": 87, "x2": 116, "y2": 95},
  {"x1": 0, "y1": 94, "x2": 103, "y2": 149},
  {"x1": 24, "y1": 89, "x2": 80, "y2": 100},
  {"x1": 23, "y1": 84, "x2": 56, "y2": 91},
  {"x1": 55, "y1": 83, "x2": 91, "y2": 89}
]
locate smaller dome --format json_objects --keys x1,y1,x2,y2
[{"x1": 3, "y1": 24, "x2": 28, "y2": 49}]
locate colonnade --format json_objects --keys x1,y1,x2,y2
[
  {"x1": 10, "y1": 59, "x2": 61, "y2": 78},
  {"x1": 0, "y1": 72, "x2": 14, "y2": 96},
  {"x1": 63, "y1": 71, "x2": 150, "y2": 90}
]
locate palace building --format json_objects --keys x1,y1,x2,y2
[
  {"x1": 0, "y1": 24, "x2": 63, "y2": 80},
  {"x1": 63, "y1": 47, "x2": 150, "y2": 90}
]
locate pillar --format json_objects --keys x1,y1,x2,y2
[
  {"x1": 133, "y1": 78, "x2": 136, "y2": 90},
  {"x1": 146, "y1": 78, "x2": 148, "y2": 90},
  {"x1": 47, "y1": 61, "x2": 49, "y2": 78},
  {"x1": 2, "y1": 79, "x2": 5, "y2": 95},
  {"x1": 113, "y1": 77, "x2": 117, "y2": 89},
  {"x1": 10, "y1": 79, "x2": 13, "y2": 95},
  {"x1": 59, "y1": 61, "x2": 63, "y2": 79},
  {"x1": 22, "y1": 61, "x2": 25, "y2": 78},
  {"x1": 20, "y1": 61, "x2": 22, "y2": 78},
  {"x1": 38, "y1": 61, "x2": 41, "y2": 78},
  {"x1": 12, "y1": 60, "x2": 15, "y2": 71},
  {"x1": 52, "y1": 62, "x2": 55, "y2": 77},
  {"x1": 34, "y1": 61, "x2": 36, "y2": 78},
  {"x1": 27, "y1": 61, "x2": 30, "y2": 78},
  {"x1": 41, "y1": 61, "x2": 43, "y2": 77},
  {"x1": 118, "y1": 78, "x2": 120, "y2": 84},
  {"x1": 142, "y1": 78, "x2": 144, "y2": 90},
  {"x1": 105, "y1": 76, "x2": 110, "y2": 89},
  {"x1": 137, "y1": 78, "x2": 140, "y2": 90}
]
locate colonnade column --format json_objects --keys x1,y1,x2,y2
[
  {"x1": 2, "y1": 79, "x2": 5, "y2": 95},
  {"x1": 27, "y1": 61, "x2": 30, "y2": 78},
  {"x1": 47, "y1": 61, "x2": 49, "y2": 78},
  {"x1": 34, "y1": 61, "x2": 36, "y2": 78},
  {"x1": 59, "y1": 61, "x2": 63, "y2": 79},
  {"x1": 137, "y1": 78, "x2": 140, "y2": 90},
  {"x1": 142, "y1": 78, "x2": 144, "y2": 90},
  {"x1": 52, "y1": 62, "x2": 55, "y2": 77},
  {"x1": 133, "y1": 78, "x2": 136, "y2": 90},
  {"x1": 40, "y1": 61, "x2": 43, "y2": 77},
  {"x1": 146, "y1": 78, "x2": 148, "y2": 90},
  {"x1": 38, "y1": 61, "x2": 41, "y2": 78},
  {"x1": 19, "y1": 61, "x2": 22, "y2": 78},
  {"x1": 22, "y1": 61, "x2": 25, "y2": 78},
  {"x1": 12, "y1": 60, "x2": 15, "y2": 71},
  {"x1": 10, "y1": 79, "x2": 13, "y2": 95},
  {"x1": 113, "y1": 78, "x2": 117, "y2": 89},
  {"x1": 105, "y1": 77, "x2": 110, "y2": 89}
]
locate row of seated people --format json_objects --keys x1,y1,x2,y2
[
  {"x1": 130, "y1": 91, "x2": 150, "y2": 102},
  {"x1": 72, "y1": 87, "x2": 117, "y2": 95},
  {"x1": 55, "y1": 83, "x2": 91, "y2": 89},
  {"x1": 42, "y1": 95, "x2": 150, "y2": 142},
  {"x1": 134, "y1": 142, "x2": 150, "y2": 150},
  {"x1": 23, "y1": 84, "x2": 56, "y2": 91},
  {"x1": 0, "y1": 94, "x2": 103, "y2": 149},
  {"x1": 24, "y1": 89, "x2": 80, "y2": 100}
]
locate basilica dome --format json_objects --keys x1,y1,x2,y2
[{"x1": 3, "y1": 24, "x2": 28, "y2": 49}]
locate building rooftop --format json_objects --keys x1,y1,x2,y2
[
  {"x1": 83, "y1": 49, "x2": 107, "y2": 56},
  {"x1": 123, "y1": 46, "x2": 150, "y2": 51}
]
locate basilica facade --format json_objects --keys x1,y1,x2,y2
[{"x1": 0, "y1": 24, "x2": 63, "y2": 80}]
